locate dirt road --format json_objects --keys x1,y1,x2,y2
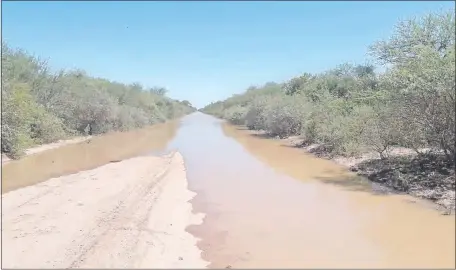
[
  {"x1": 1, "y1": 113, "x2": 455, "y2": 269},
  {"x1": 1, "y1": 152, "x2": 208, "y2": 268}
]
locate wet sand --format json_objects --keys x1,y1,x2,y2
[
  {"x1": 164, "y1": 113, "x2": 454, "y2": 268},
  {"x1": 2, "y1": 152, "x2": 208, "y2": 268},
  {"x1": 2, "y1": 120, "x2": 209, "y2": 268}
]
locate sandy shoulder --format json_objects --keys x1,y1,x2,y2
[
  {"x1": 1, "y1": 152, "x2": 208, "y2": 268},
  {"x1": 2, "y1": 136, "x2": 92, "y2": 165},
  {"x1": 24, "y1": 136, "x2": 93, "y2": 156}
]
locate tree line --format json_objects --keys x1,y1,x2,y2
[
  {"x1": 201, "y1": 10, "x2": 455, "y2": 164},
  {"x1": 1, "y1": 43, "x2": 196, "y2": 158}
]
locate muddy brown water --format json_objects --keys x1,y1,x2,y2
[
  {"x1": 163, "y1": 112, "x2": 455, "y2": 269},
  {"x1": 2, "y1": 120, "x2": 179, "y2": 193},
  {"x1": 2, "y1": 112, "x2": 454, "y2": 268}
]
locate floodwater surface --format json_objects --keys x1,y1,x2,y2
[
  {"x1": 2, "y1": 120, "x2": 179, "y2": 193},
  {"x1": 164, "y1": 112, "x2": 455, "y2": 269},
  {"x1": 4, "y1": 112, "x2": 453, "y2": 268}
]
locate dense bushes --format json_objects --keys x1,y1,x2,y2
[
  {"x1": 201, "y1": 10, "x2": 455, "y2": 163},
  {"x1": 1, "y1": 43, "x2": 196, "y2": 158}
]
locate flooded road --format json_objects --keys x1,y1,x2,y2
[
  {"x1": 164, "y1": 112, "x2": 455, "y2": 268},
  {"x1": 2, "y1": 120, "x2": 179, "y2": 193},
  {"x1": 3, "y1": 112, "x2": 453, "y2": 268}
]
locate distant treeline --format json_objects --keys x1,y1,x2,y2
[
  {"x1": 1, "y1": 43, "x2": 196, "y2": 158},
  {"x1": 201, "y1": 9, "x2": 455, "y2": 163}
]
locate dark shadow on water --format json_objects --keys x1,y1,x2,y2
[
  {"x1": 280, "y1": 142, "x2": 335, "y2": 159},
  {"x1": 281, "y1": 136, "x2": 455, "y2": 204},
  {"x1": 250, "y1": 132, "x2": 274, "y2": 139},
  {"x1": 223, "y1": 123, "x2": 454, "y2": 216},
  {"x1": 224, "y1": 125, "x2": 395, "y2": 197},
  {"x1": 248, "y1": 130, "x2": 289, "y2": 140},
  {"x1": 315, "y1": 174, "x2": 398, "y2": 196},
  {"x1": 227, "y1": 125, "x2": 409, "y2": 198}
]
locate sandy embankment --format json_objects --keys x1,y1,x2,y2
[
  {"x1": 1, "y1": 136, "x2": 92, "y2": 165},
  {"x1": 24, "y1": 137, "x2": 93, "y2": 155},
  {"x1": 1, "y1": 121, "x2": 179, "y2": 193},
  {"x1": 1, "y1": 152, "x2": 208, "y2": 268}
]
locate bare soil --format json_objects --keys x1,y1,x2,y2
[{"x1": 1, "y1": 152, "x2": 208, "y2": 268}]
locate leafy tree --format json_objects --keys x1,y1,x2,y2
[
  {"x1": 1, "y1": 43, "x2": 195, "y2": 159},
  {"x1": 369, "y1": 10, "x2": 455, "y2": 65},
  {"x1": 201, "y1": 9, "x2": 455, "y2": 163},
  {"x1": 149, "y1": 87, "x2": 168, "y2": 96}
]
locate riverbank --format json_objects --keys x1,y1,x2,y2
[
  {"x1": 1, "y1": 152, "x2": 208, "y2": 268},
  {"x1": 1, "y1": 136, "x2": 92, "y2": 165},
  {"x1": 230, "y1": 125, "x2": 455, "y2": 213},
  {"x1": 2, "y1": 120, "x2": 180, "y2": 193}
]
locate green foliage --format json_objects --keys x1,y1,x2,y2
[
  {"x1": 201, "y1": 9, "x2": 455, "y2": 162},
  {"x1": 1, "y1": 82, "x2": 37, "y2": 157},
  {"x1": 372, "y1": 10, "x2": 455, "y2": 161},
  {"x1": 29, "y1": 106, "x2": 67, "y2": 144},
  {"x1": 1, "y1": 43, "x2": 194, "y2": 159},
  {"x1": 245, "y1": 96, "x2": 272, "y2": 130},
  {"x1": 369, "y1": 10, "x2": 455, "y2": 65},
  {"x1": 149, "y1": 87, "x2": 168, "y2": 96},
  {"x1": 223, "y1": 105, "x2": 248, "y2": 125},
  {"x1": 356, "y1": 104, "x2": 401, "y2": 158},
  {"x1": 262, "y1": 95, "x2": 307, "y2": 138}
]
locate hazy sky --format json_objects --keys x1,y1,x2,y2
[{"x1": 3, "y1": 1, "x2": 453, "y2": 108}]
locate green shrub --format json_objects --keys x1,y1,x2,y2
[
  {"x1": 202, "y1": 9, "x2": 455, "y2": 163},
  {"x1": 1, "y1": 43, "x2": 195, "y2": 159},
  {"x1": 224, "y1": 105, "x2": 248, "y2": 125},
  {"x1": 263, "y1": 95, "x2": 305, "y2": 138},
  {"x1": 1, "y1": 82, "x2": 37, "y2": 157},
  {"x1": 30, "y1": 107, "x2": 66, "y2": 144},
  {"x1": 245, "y1": 97, "x2": 270, "y2": 130}
]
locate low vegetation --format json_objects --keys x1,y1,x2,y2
[
  {"x1": 1, "y1": 43, "x2": 196, "y2": 159},
  {"x1": 201, "y1": 10, "x2": 455, "y2": 210}
]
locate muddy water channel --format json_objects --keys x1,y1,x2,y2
[{"x1": 164, "y1": 112, "x2": 455, "y2": 269}]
